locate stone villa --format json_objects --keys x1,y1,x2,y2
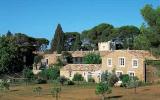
[{"x1": 34, "y1": 41, "x2": 158, "y2": 83}]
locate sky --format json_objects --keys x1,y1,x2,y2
[{"x1": 0, "y1": 0, "x2": 159, "y2": 42}]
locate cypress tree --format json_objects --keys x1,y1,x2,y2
[
  {"x1": 50, "y1": 24, "x2": 64, "y2": 53},
  {"x1": 73, "y1": 34, "x2": 81, "y2": 51}
]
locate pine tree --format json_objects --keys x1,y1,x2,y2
[{"x1": 50, "y1": 24, "x2": 64, "y2": 54}]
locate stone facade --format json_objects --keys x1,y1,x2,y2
[
  {"x1": 60, "y1": 64, "x2": 102, "y2": 83},
  {"x1": 101, "y1": 50, "x2": 155, "y2": 81}
]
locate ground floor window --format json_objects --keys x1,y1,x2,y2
[
  {"x1": 116, "y1": 71, "x2": 123, "y2": 77},
  {"x1": 128, "y1": 71, "x2": 135, "y2": 77}
]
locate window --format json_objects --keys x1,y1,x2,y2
[
  {"x1": 46, "y1": 59, "x2": 48, "y2": 65},
  {"x1": 69, "y1": 71, "x2": 72, "y2": 77},
  {"x1": 128, "y1": 71, "x2": 135, "y2": 77},
  {"x1": 107, "y1": 58, "x2": 112, "y2": 67},
  {"x1": 118, "y1": 57, "x2": 125, "y2": 67},
  {"x1": 116, "y1": 71, "x2": 123, "y2": 77},
  {"x1": 132, "y1": 59, "x2": 138, "y2": 68}
]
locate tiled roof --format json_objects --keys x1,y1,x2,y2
[{"x1": 61, "y1": 64, "x2": 101, "y2": 71}]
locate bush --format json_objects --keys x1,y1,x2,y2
[
  {"x1": 95, "y1": 82, "x2": 112, "y2": 100},
  {"x1": 101, "y1": 71, "x2": 118, "y2": 87},
  {"x1": 33, "y1": 86, "x2": 42, "y2": 96},
  {"x1": 58, "y1": 76, "x2": 67, "y2": 85},
  {"x1": 83, "y1": 53, "x2": 101, "y2": 64},
  {"x1": 35, "y1": 79, "x2": 47, "y2": 84},
  {"x1": 72, "y1": 73, "x2": 84, "y2": 81},
  {"x1": 67, "y1": 80, "x2": 75, "y2": 85},
  {"x1": 0, "y1": 80, "x2": 10, "y2": 91},
  {"x1": 23, "y1": 68, "x2": 34, "y2": 79},
  {"x1": 38, "y1": 66, "x2": 60, "y2": 80},
  {"x1": 48, "y1": 66, "x2": 60, "y2": 80},
  {"x1": 88, "y1": 77, "x2": 95, "y2": 83},
  {"x1": 119, "y1": 74, "x2": 130, "y2": 87}
]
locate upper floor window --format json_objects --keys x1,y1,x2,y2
[
  {"x1": 107, "y1": 58, "x2": 112, "y2": 67},
  {"x1": 118, "y1": 57, "x2": 125, "y2": 67},
  {"x1": 132, "y1": 59, "x2": 138, "y2": 68}
]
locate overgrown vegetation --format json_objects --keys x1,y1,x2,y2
[{"x1": 83, "y1": 53, "x2": 101, "y2": 64}]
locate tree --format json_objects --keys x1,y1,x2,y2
[
  {"x1": 23, "y1": 68, "x2": 34, "y2": 85},
  {"x1": 50, "y1": 24, "x2": 64, "y2": 53},
  {"x1": 73, "y1": 34, "x2": 81, "y2": 50},
  {"x1": 140, "y1": 5, "x2": 160, "y2": 56},
  {"x1": 119, "y1": 74, "x2": 130, "y2": 87},
  {"x1": 51, "y1": 87, "x2": 61, "y2": 100},
  {"x1": 64, "y1": 32, "x2": 80, "y2": 51},
  {"x1": 47, "y1": 66, "x2": 60, "y2": 80},
  {"x1": 101, "y1": 71, "x2": 118, "y2": 87},
  {"x1": 61, "y1": 51, "x2": 73, "y2": 64},
  {"x1": 83, "y1": 53, "x2": 101, "y2": 64},
  {"x1": 117, "y1": 25, "x2": 140, "y2": 49},
  {"x1": 95, "y1": 82, "x2": 112, "y2": 100},
  {"x1": 134, "y1": 34, "x2": 151, "y2": 50},
  {"x1": 33, "y1": 87, "x2": 42, "y2": 96},
  {"x1": 0, "y1": 80, "x2": 10, "y2": 92}
]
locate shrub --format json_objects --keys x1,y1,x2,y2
[
  {"x1": 72, "y1": 73, "x2": 84, "y2": 81},
  {"x1": 88, "y1": 77, "x2": 95, "y2": 83},
  {"x1": 101, "y1": 71, "x2": 118, "y2": 87},
  {"x1": 57, "y1": 76, "x2": 67, "y2": 85},
  {"x1": 95, "y1": 82, "x2": 112, "y2": 100},
  {"x1": 0, "y1": 80, "x2": 10, "y2": 92},
  {"x1": 35, "y1": 79, "x2": 47, "y2": 84},
  {"x1": 51, "y1": 87, "x2": 61, "y2": 100},
  {"x1": 23, "y1": 68, "x2": 34, "y2": 79},
  {"x1": 67, "y1": 80, "x2": 75, "y2": 85},
  {"x1": 83, "y1": 53, "x2": 101, "y2": 64},
  {"x1": 119, "y1": 74, "x2": 130, "y2": 87},
  {"x1": 48, "y1": 66, "x2": 60, "y2": 80},
  {"x1": 33, "y1": 86, "x2": 42, "y2": 96}
]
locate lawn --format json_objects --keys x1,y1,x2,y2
[{"x1": 0, "y1": 83, "x2": 160, "y2": 100}]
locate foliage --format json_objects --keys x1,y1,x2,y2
[
  {"x1": 35, "y1": 79, "x2": 47, "y2": 84},
  {"x1": 67, "y1": 80, "x2": 75, "y2": 85},
  {"x1": 83, "y1": 53, "x2": 101, "y2": 64},
  {"x1": 134, "y1": 34, "x2": 151, "y2": 50},
  {"x1": 126, "y1": 76, "x2": 139, "y2": 93},
  {"x1": 0, "y1": 80, "x2": 10, "y2": 92},
  {"x1": 38, "y1": 66, "x2": 60, "y2": 80},
  {"x1": 58, "y1": 76, "x2": 68, "y2": 85},
  {"x1": 88, "y1": 77, "x2": 95, "y2": 83},
  {"x1": 38, "y1": 69, "x2": 48, "y2": 80},
  {"x1": 0, "y1": 32, "x2": 48, "y2": 75},
  {"x1": 101, "y1": 71, "x2": 118, "y2": 87},
  {"x1": 119, "y1": 74, "x2": 130, "y2": 87},
  {"x1": 64, "y1": 32, "x2": 81, "y2": 51},
  {"x1": 61, "y1": 51, "x2": 73, "y2": 64},
  {"x1": 95, "y1": 82, "x2": 112, "y2": 100},
  {"x1": 47, "y1": 66, "x2": 60, "y2": 80},
  {"x1": 51, "y1": 87, "x2": 61, "y2": 100},
  {"x1": 22, "y1": 68, "x2": 34, "y2": 79},
  {"x1": 33, "y1": 86, "x2": 42, "y2": 96},
  {"x1": 72, "y1": 73, "x2": 84, "y2": 82},
  {"x1": 50, "y1": 24, "x2": 64, "y2": 54},
  {"x1": 34, "y1": 55, "x2": 43, "y2": 64}
]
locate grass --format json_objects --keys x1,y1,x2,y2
[{"x1": 0, "y1": 83, "x2": 160, "y2": 100}]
